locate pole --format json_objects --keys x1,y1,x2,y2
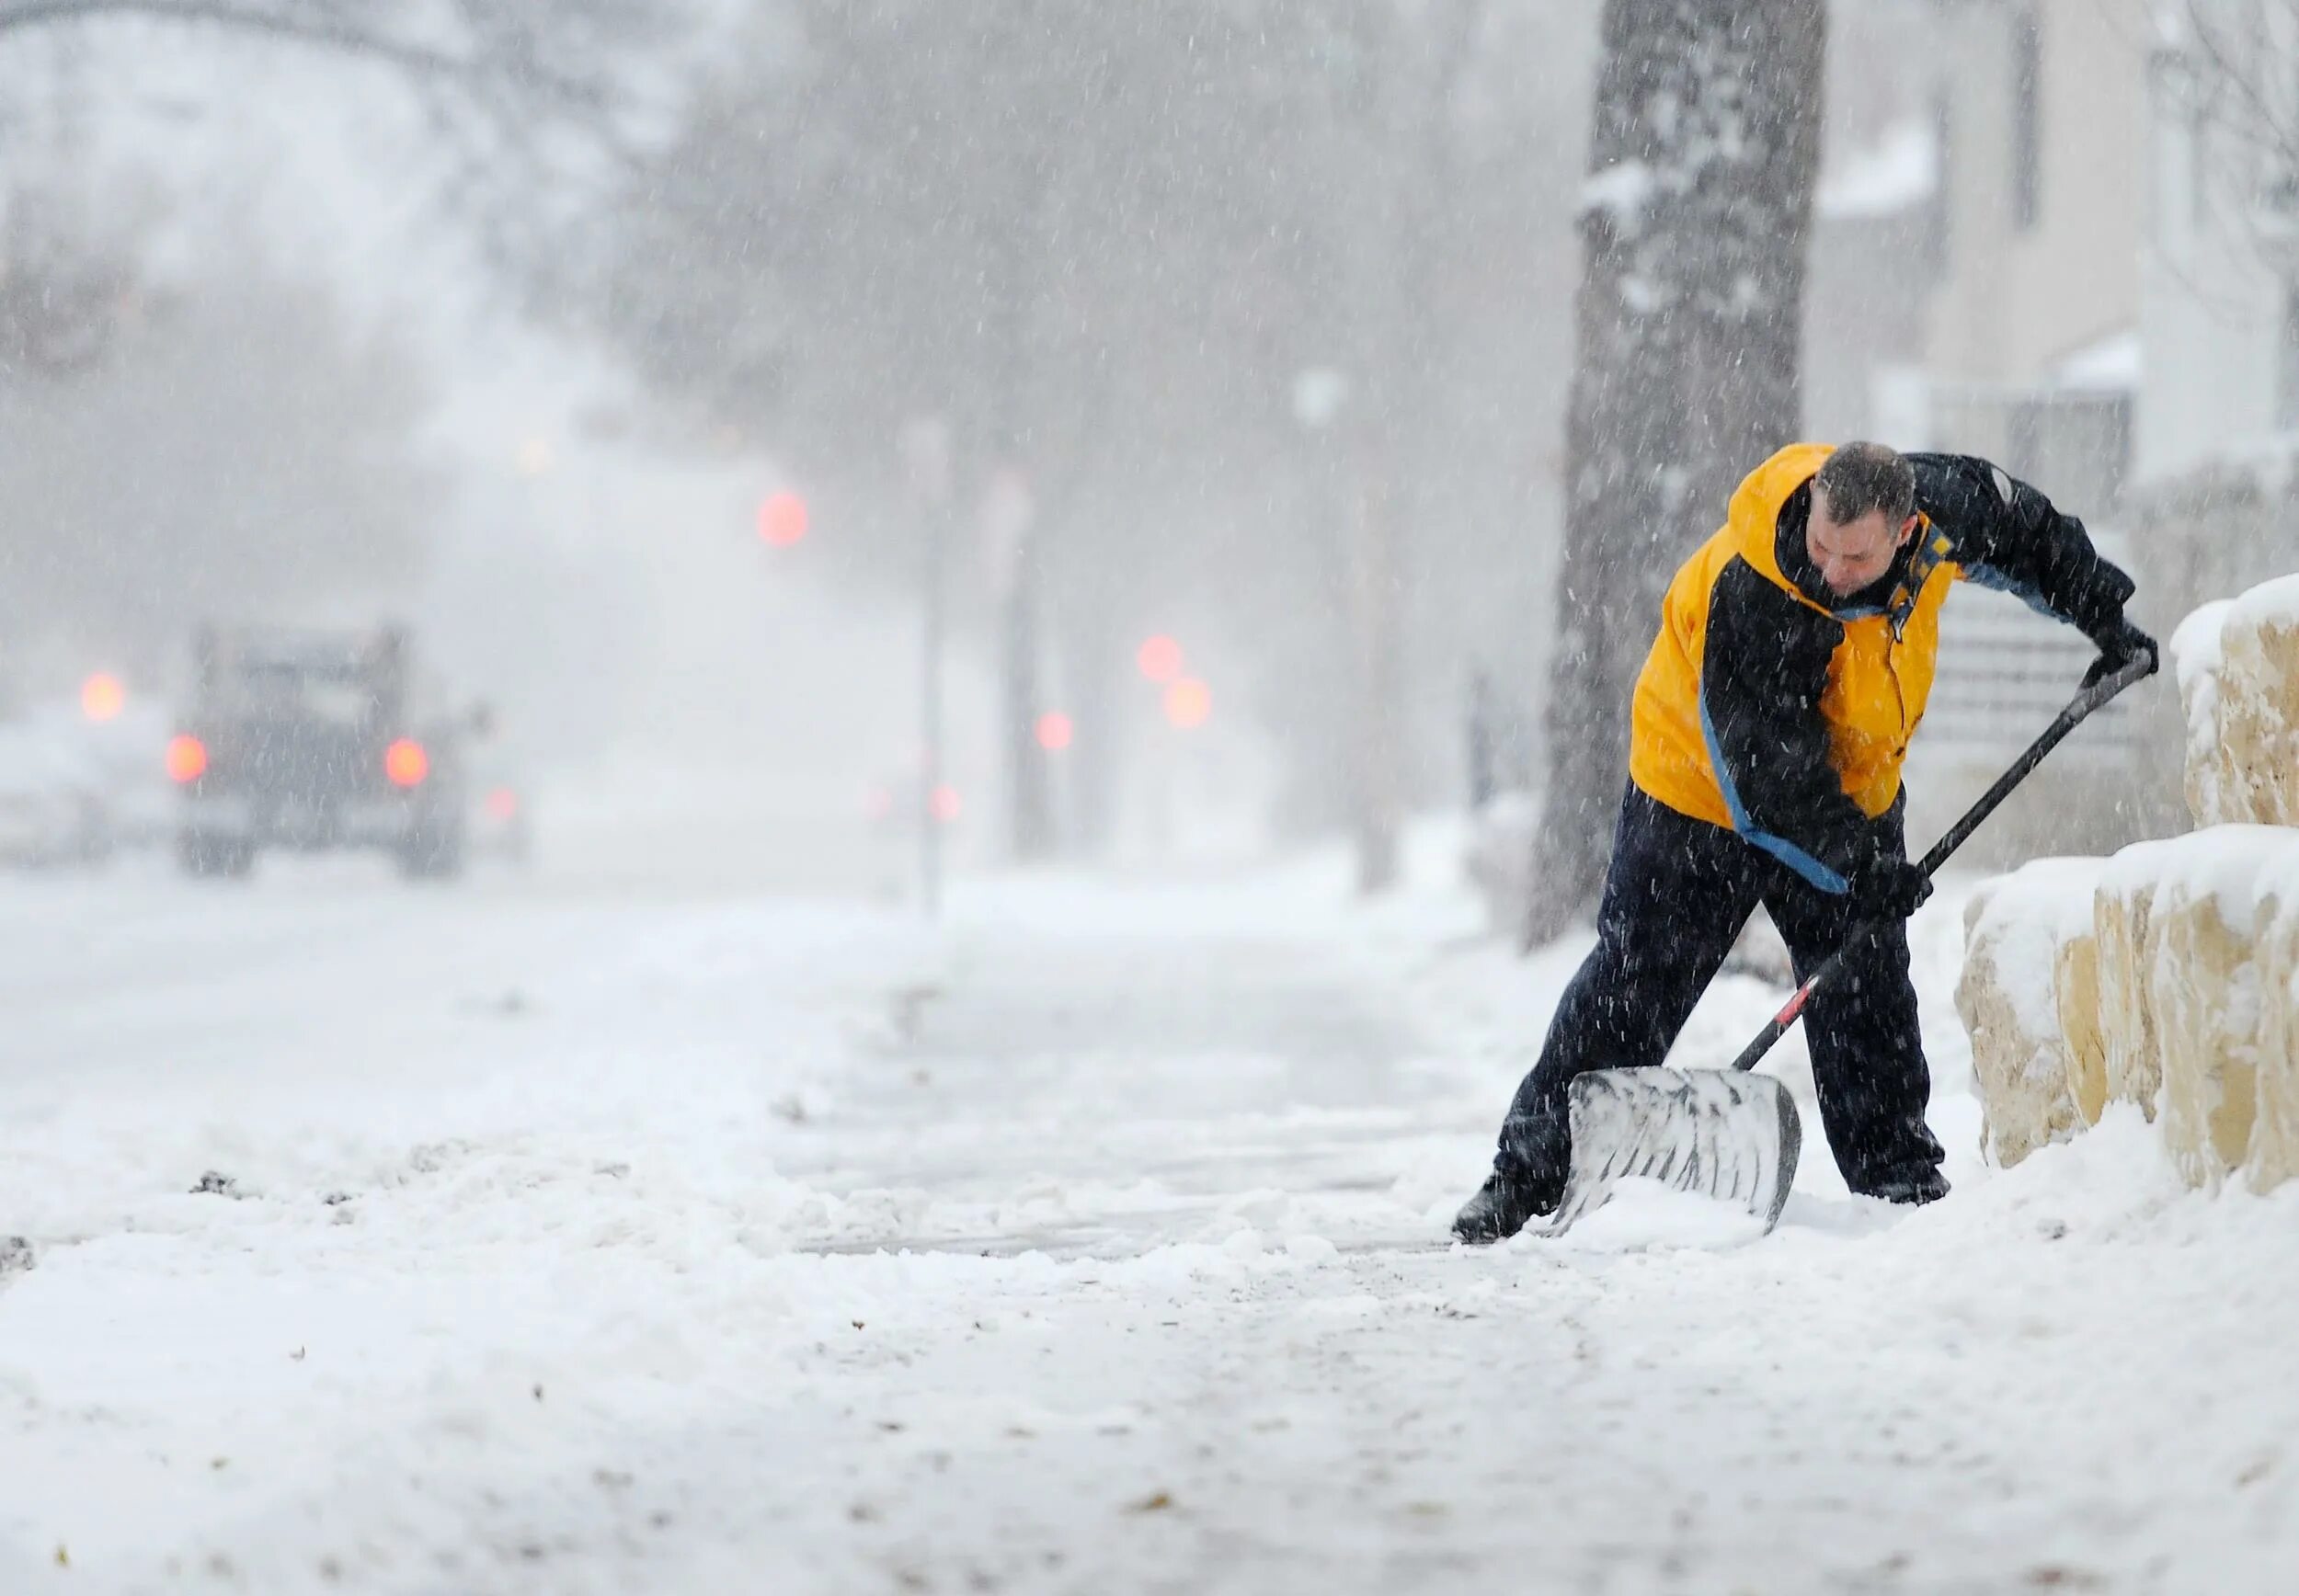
[
  {"x1": 921, "y1": 499, "x2": 946, "y2": 920},
  {"x1": 902, "y1": 416, "x2": 955, "y2": 921}
]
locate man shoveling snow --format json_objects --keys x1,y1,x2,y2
[{"x1": 1456, "y1": 441, "x2": 2155, "y2": 1244}]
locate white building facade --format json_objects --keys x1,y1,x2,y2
[{"x1": 2137, "y1": 0, "x2": 2299, "y2": 484}]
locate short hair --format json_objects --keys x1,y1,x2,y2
[{"x1": 1813, "y1": 441, "x2": 1916, "y2": 525}]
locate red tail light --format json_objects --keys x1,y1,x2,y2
[
  {"x1": 384, "y1": 739, "x2": 430, "y2": 788},
  {"x1": 485, "y1": 787, "x2": 519, "y2": 820},
  {"x1": 166, "y1": 735, "x2": 208, "y2": 784}
]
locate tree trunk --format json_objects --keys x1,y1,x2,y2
[
  {"x1": 981, "y1": 122, "x2": 1058, "y2": 864},
  {"x1": 1521, "y1": 0, "x2": 1825, "y2": 948},
  {"x1": 1342, "y1": 2, "x2": 1484, "y2": 898},
  {"x1": 1002, "y1": 530, "x2": 1056, "y2": 860},
  {"x1": 1348, "y1": 466, "x2": 1406, "y2": 894},
  {"x1": 1065, "y1": 608, "x2": 1121, "y2": 855}
]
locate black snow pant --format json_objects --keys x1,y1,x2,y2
[{"x1": 1494, "y1": 783, "x2": 1947, "y2": 1206}]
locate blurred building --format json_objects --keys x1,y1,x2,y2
[
  {"x1": 1805, "y1": 112, "x2": 1946, "y2": 444},
  {"x1": 1813, "y1": 0, "x2": 2150, "y2": 512},
  {"x1": 2122, "y1": 1, "x2": 2299, "y2": 739},
  {"x1": 1811, "y1": 0, "x2": 2169, "y2": 860},
  {"x1": 2138, "y1": 0, "x2": 2299, "y2": 483}
]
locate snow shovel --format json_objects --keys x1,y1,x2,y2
[{"x1": 1539, "y1": 655, "x2": 2156, "y2": 1238}]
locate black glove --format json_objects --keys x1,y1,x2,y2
[
  {"x1": 1849, "y1": 855, "x2": 1933, "y2": 922},
  {"x1": 2082, "y1": 617, "x2": 2159, "y2": 690}
]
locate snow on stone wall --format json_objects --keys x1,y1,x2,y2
[
  {"x1": 1957, "y1": 859, "x2": 2101, "y2": 1167},
  {"x1": 1962, "y1": 572, "x2": 2299, "y2": 1191},
  {"x1": 2104, "y1": 832, "x2": 2294, "y2": 1185},
  {"x1": 1964, "y1": 828, "x2": 2299, "y2": 1188},
  {"x1": 2172, "y1": 576, "x2": 2299, "y2": 828}
]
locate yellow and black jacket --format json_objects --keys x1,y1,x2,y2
[{"x1": 1630, "y1": 442, "x2": 2134, "y2": 893}]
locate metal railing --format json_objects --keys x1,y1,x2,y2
[{"x1": 1923, "y1": 532, "x2": 2140, "y2": 760}]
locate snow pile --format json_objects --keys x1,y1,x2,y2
[
  {"x1": 2171, "y1": 575, "x2": 2299, "y2": 827},
  {"x1": 1956, "y1": 859, "x2": 2105, "y2": 1166},
  {"x1": 1539, "y1": 1177, "x2": 1770, "y2": 1252}
]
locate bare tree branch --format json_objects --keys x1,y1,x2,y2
[
  {"x1": 2180, "y1": 0, "x2": 2299, "y2": 172},
  {"x1": 0, "y1": 0, "x2": 610, "y2": 109},
  {"x1": 0, "y1": 0, "x2": 678, "y2": 383}
]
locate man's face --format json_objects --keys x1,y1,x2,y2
[{"x1": 1808, "y1": 488, "x2": 1920, "y2": 597}]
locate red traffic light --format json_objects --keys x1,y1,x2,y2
[
  {"x1": 81, "y1": 672, "x2": 127, "y2": 723},
  {"x1": 758, "y1": 491, "x2": 810, "y2": 548},
  {"x1": 1137, "y1": 634, "x2": 1184, "y2": 684}
]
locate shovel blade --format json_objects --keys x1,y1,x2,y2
[{"x1": 1540, "y1": 1067, "x2": 1802, "y2": 1237}]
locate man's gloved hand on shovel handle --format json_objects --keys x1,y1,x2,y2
[
  {"x1": 2082, "y1": 617, "x2": 2158, "y2": 691},
  {"x1": 1850, "y1": 854, "x2": 1933, "y2": 922}
]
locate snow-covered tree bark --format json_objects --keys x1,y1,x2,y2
[{"x1": 1521, "y1": 0, "x2": 1825, "y2": 947}]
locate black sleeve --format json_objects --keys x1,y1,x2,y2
[
  {"x1": 1701, "y1": 557, "x2": 1879, "y2": 893},
  {"x1": 1905, "y1": 453, "x2": 2136, "y2": 637}
]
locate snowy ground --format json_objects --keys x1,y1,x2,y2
[{"x1": 3, "y1": 823, "x2": 2296, "y2": 1594}]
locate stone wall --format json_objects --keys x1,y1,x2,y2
[{"x1": 1958, "y1": 574, "x2": 2299, "y2": 1193}]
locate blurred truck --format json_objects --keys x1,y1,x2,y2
[{"x1": 168, "y1": 625, "x2": 471, "y2": 880}]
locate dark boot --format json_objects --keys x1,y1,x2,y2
[
  {"x1": 1451, "y1": 1169, "x2": 1548, "y2": 1245},
  {"x1": 1860, "y1": 1169, "x2": 1949, "y2": 1206}
]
